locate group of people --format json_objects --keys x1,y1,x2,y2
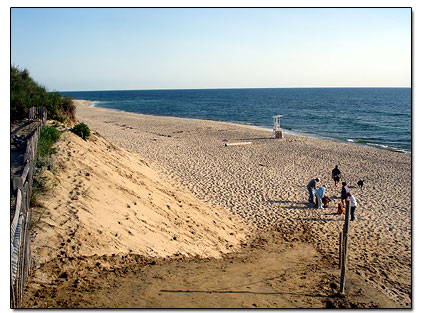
[{"x1": 307, "y1": 165, "x2": 358, "y2": 221}]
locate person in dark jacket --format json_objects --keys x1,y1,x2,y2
[
  {"x1": 307, "y1": 178, "x2": 319, "y2": 203},
  {"x1": 331, "y1": 165, "x2": 341, "y2": 187},
  {"x1": 341, "y1": 181, "x2": 350, "y2": 207}
]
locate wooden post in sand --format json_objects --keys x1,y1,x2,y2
[
  {"x1": 339, "y1": 232, "x2": 343, "y2": 269},
  {"x1": 340, "y1": 199, "x2": 351, "y2": 294}
]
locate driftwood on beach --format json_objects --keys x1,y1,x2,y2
[{"x1": 224, "y1": 142, "x2": 252, "y2": 147}]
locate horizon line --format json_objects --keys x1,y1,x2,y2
[{"x1": 58, "y1": 86, "x2": 411, "y2": 92}]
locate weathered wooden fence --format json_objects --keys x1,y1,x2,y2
[
  {"x1": 28, "y1": 106, "x2": 47, "y2": 123},
  {"x1": 10, "y1": 107, "x2": 46, "y2": 308}
]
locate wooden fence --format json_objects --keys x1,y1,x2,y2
[
  {"x1": 28, "y1": 106, "x2": 47, "y2": 124},
  {"x1": 10, "y1": 107, "x2": 46, "y2": 308}
]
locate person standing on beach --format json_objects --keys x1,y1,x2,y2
[
  {"x1": 331, "y1": 165, "x2": 341, "y2": 187},
  {"x1": 307, "y1": 178, "x2": 319, "y2": 203},
  {"x1": 347, "y1": 192, "x2": 358, "y2": 221},
  {"x1": 315, "y1": 185, "x2": 326, "y2": 209},
  {"x1": 341, "y1": 182, "x2": 350, "y2": 207}
]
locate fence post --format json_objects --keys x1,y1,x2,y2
[
  {"x1": 339, "y1": 231, "x2": 343, "y2": 269},
  {"x1": 340, "y1": 200, "x2": 351, "y2": 294}
]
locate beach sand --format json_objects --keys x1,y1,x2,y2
[{"x1": 23, "y1": 100, "x2": 411, "y2": 308}]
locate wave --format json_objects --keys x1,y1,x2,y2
[
  {"x1": 346, "y1": 138, "x2": 410, "y2": 153},
  {"x1": 289, "y1": 128, "x2": 312, "y2": 134},
  {"x1": 89, "y1": 100, "x2": 105, "y2": 107},
  {"x1": 365, "y1": 142, "x2": 410, "y2": 154}
]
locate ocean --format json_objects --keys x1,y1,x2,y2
[{"x1": 61, "y1": 88, "x2": 411, "y2": 153}]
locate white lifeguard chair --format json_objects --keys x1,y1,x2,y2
[{"x1": 273, "y1": 115, "x2": 284, "y2": 139}]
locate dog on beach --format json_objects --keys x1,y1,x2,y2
[
  {"x1": 315, "y1": 195, "x2": 332, "y2": 208},
  {"x1": 357, "y1": 180, "x2": 365, "y2": 189},
  {"x1": 322, "y1": 196, "x2": 331, "y2": 208},
  {"x1": 337, "y1": 203, "x2": 345, "y2": 214}
]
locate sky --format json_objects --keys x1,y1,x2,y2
[{"x1": 10, "y1": 7, "x2": 411, "y2": 91}]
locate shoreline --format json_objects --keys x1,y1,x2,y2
[{"x1": 86, "y1": 100, "x2": 411, "y2": 154}]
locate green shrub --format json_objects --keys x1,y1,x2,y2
[
  {"x1": 32, "y1": 125, "x2": 62, "y2": 204},
  {"x1": 61, "y1": 96, "x2": 76, "y2": 122},
  {"x1": 11, "y1": 66, "x2": 76, "y2": 122},
  {"x1": 71, "y1": 122, "x2": 90, "y2": 140},
  {"x1": 30, "y1": 175, "x2": 49, "y2": 206},
  {"x1": 37, "y1": 125, "x2": 62, "y2": 158}
]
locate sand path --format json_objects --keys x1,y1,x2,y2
[{"x1": 24, "y1": 229, "x2": 400, "y2": 308}]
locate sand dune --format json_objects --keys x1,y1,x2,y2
[{"x1": 30, "y1": 128, "x2": 252, "y2": 271}]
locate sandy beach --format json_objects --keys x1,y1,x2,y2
[{"x1": 23, "y1": 99, "x2": 411, "y2": 308}]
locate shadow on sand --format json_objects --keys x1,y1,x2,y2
[
  {"x1": 267, "y1": 199, "x2": 315, "y2": 211},
  {"x1": 297, "y1": 215, "x2": 341, "y2": 222},
  {"x1": 159, "y1": 273, "x2": 328, "y2": 298},
  {"x1": 160, "y1": 289, "x2": 328, "y2": 298}
]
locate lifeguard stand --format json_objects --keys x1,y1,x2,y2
[{"x1": 273, "y1": 115, "x2": 284, "y2": 139}]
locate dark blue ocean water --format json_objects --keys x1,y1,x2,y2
[{"x1": 61, "y1": 88, "x2": 411, "y2": 153}]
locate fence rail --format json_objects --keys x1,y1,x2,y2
[
  {"x1": 28, "y1": 106, "x2": 47, "y2": 124},
  {"x1": 10, "y1": 107, "x2": 46, "y2": 308}
]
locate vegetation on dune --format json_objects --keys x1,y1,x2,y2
[
  {"x1": 10, "y1": 65, "x2": 76, "y2": 122},
  {"x1": 37, "y1": 125, "x2": 62, "y2": 161},
  {"x1": 71, "y1": 122, "x2": 90, "y2": 140},
  {"x1": 31, "y1": 124, "x2": 63, "y2": 206}
]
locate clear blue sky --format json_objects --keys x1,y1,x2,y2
[{"x1": 11, "y1": 8, "x2": 411, "y2": 91}]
